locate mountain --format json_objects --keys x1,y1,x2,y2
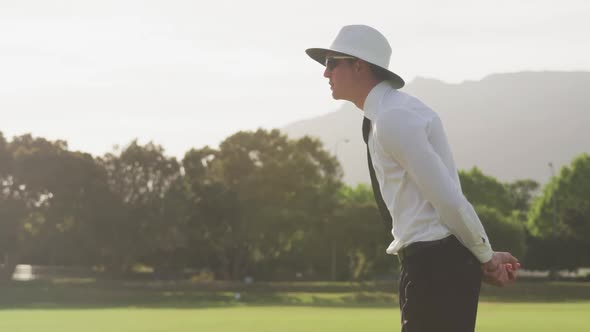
[{"x1": 282, "y1": 71, "x2": 590, "y2": 185}]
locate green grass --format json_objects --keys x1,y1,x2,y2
[
  {"x1": 0, "y1": 280, "x2": 588, "y2": 331},
  {"x1": 0, "y1": 303, "x2": 588, "y2": 332}
]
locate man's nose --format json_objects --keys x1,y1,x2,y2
[{"x1": 323, "y1": 67, "x2": 331, "y2": 78}]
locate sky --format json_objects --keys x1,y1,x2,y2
[{"x1": 2, "y1": 0, "x2": 589, "y2": 158}]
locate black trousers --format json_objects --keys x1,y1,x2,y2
[{"x1": 398, "y1": 236, "x2": 483, "y2": 332}]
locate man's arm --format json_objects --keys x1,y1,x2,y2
[
  {"x1": 376, "y1": 109, "x2": 520, "y2": 285},
  {"x1": 376, "y1": 109, "x2": 493, "y2": 262}
]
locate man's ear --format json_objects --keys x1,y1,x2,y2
[
  {"x1": 354, "y1": 60, "x2": 363, "y2": 72},
  {"x1": 356, "y1": 60, "x2": 370, "y2": 73}
]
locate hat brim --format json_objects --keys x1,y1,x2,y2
[{"x1": 305, "y1": 48, "x2": 405, "y2": 89}]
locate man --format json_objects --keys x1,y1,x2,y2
[{"x1": 306, "y1": 25, "x2": 521, "y2": 332}]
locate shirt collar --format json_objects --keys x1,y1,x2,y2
[{"x1": 363, "y1": 80, "x2": 395, "y2": 121}]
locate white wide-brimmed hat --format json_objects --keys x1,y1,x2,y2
[{"x1": 306, "y1": 25, "x2": 405, "y2": 89}]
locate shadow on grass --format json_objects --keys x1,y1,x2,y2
[{"x1": 0, "y1": 280, "x2": 588, "y2": 310}]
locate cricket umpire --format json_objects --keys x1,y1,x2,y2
[{"x1": 306, "y1": 25, "x2": 521, "y2": 332}]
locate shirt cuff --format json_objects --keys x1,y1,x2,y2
[{"x1": 469, "y1": 243, "x2": 494, "y2": 263}]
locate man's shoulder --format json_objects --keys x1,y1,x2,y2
[
  {"x1": 378, "y1": 90, "x2": 437, "y2": 124},
  {"x1": 381, "y1": 89, "x2": 434, "y2": 110}
]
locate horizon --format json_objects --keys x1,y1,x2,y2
[{"x1": 3, "y1": 69, "x2": 588, "y2": 158}]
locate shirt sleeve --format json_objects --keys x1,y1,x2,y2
[{"x1": 375, "y1": 108, "x2": 494, "y2": 263}]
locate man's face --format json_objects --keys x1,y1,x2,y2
[{"x1": 323, "y1": 54, "x2": 357, "y2": 101}]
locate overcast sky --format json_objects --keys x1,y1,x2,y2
[{"x1": 2, "y1": 0, "x2": 589, "y2": 158}]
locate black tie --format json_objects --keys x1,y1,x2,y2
[{"x1": 362, "y1": 117, "x2": 393, "y2": 231}]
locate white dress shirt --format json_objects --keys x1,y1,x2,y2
[{"x1": 364, "y1": 81, "x2": 493, "y2": 263}]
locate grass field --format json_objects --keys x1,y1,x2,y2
[
  {"x1": 0, "y1": 280, "x2": 588, "y2": 332},
  {"x1": 0, "y1": 303, "x2": 588, "y2": 332}
]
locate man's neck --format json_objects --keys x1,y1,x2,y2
[{"x1": 353, "y1": 79, "x2": 382, "y2": 110}]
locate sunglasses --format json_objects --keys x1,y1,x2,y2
[{"x1": 324, "y1": 56, "x2": 357, "y2": 71}]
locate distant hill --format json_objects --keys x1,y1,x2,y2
[{"x1": 282, "y1": 71, "x2": 590, "y2": 185}]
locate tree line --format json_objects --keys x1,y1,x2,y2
[{"x1": 0, "y1": 130, "x2": 588, "y2": 281}]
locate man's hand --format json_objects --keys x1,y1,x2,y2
[{"x1": 481, "y1": 252, "x2": 521, "y2": 287}]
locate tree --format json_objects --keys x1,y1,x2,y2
[
  {"x1": 0, "y1": 134, "x2": 76, "y2": 278},
  {"x1": 527, "y1": 153, "x2": 590, "y2": 269},
  {"x1": 459, "y1": 167, "x2": 533, "y2": 260},
  {"x1": 0, "y1": 133, "x2": 117, "y2": 279},
  {"x1": 16, "y1": 135, "x2": 119, "y2": 262},
  {"x1": 529, "y1": 154, "x2": 590, "y2": 238},
  {"x1": 330, "y1": 184, "x2": 396, "y2": 280},
  {"x1": 506, "y1": 179, "x2": 540, "y2": 213},
  {"x1": 98, "y1": 140, "x2": 182, "y2": 272},
  {"x1": 181, "y1": 129, "x2": 342, "y2": 280},
  {"x1": 0, "y1": 132, "x2": 29, "y2": 280},
  {"x1": 459, "y1": 167, "x2": 513, "y2": 215},
  {"x1": 475, "y1": 206, "x2": 526, "y2": 259}
]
